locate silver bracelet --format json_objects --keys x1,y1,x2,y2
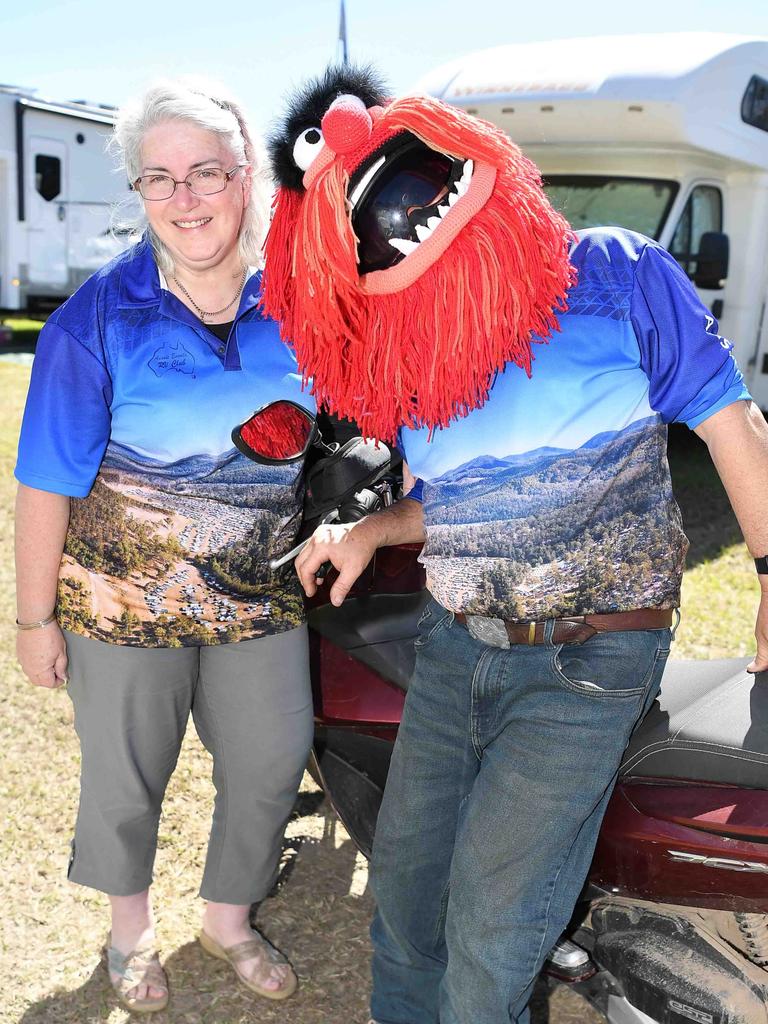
[{"x1": 16, "y1": 612, "x2": 57, "y2": 631}]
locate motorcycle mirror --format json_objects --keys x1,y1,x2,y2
[{"x1": 232, "y1": 400, "x2": 316, "y2": 464}]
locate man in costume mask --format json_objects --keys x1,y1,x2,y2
[{"x1": 263, "y1": 66, "x2": 768, "y2": 1024}]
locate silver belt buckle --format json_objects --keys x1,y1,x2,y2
[{"x1": 465, "y1": 614, "x2": 510, "y2": 650}]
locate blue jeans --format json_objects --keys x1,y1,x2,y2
[{"x1": 370, "y1": 598, "x2": 671, "y2": 1024}]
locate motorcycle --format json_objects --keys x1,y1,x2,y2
[{"x1": 238, "y1": 401, "x2": 768, "y2": 1024}]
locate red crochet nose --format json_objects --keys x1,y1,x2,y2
[{"x1": 321, "y1": 94, "x2": 373, "y2": 155}]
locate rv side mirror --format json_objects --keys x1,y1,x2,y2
[{"x1": 694, "y1": 232, "x2": 729, "y2": 290}]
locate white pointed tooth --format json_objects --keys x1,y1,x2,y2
[
  {"x1": 426, "y1": 215, "x2": 441, "y2": 231},
  {"x1": 448, "y1": 189, "x2": 461, "y2": 206},
  {"x1": 389, "y1": 237, "x2": 420, "y2": 256},
  {"x1": 438, "y1": 202, "x2": 450, "y2": 218},
  {"x1": 415, "y1": 223, "x2": 433, "y2": 243},
  {"x1": 348, "y1": 155, "x2": 386, "y2": 209},
  {"x1": 461, "y1": 159, "x2": 474, "y2": 182},
  {"x1": 455, "y1": 180, "x2": 468, "y2": 197}
]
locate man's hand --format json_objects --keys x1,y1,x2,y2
[
  {"x1": 749, "y1": 585, "x2": 768, "y2": 674},
  {"x1": 17, "y1": 622, "x2": 69, "y2": 688},
  {"x1": 295, "y1": 521, "x2": 380, "y2": 606},
  {"x1": 296, "y1": 491, "x2": 426, "y2": 607}
]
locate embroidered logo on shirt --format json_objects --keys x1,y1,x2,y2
[{"x1": 148, "y1": 341, "x2": 195, "y2": 377}]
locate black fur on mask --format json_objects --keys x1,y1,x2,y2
[{"x1": 268, "y1": 64, "x2": 389, "y2": 191}]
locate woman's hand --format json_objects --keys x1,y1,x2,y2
[
  {"x1": 17, "y1": 622, "x2": 69, "y2": 688},
  {"x1": 15, "y1": 484, "x2": 71, "y2": 688}
]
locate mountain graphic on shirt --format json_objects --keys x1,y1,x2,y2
[
  {"x1": 420, "y1": 413, "x2": 684, "y2": 620},
  {"x1": 427, "y1": 414, "x2": 661, "y2": 524},
  {"x1": 102, "y1": 440, "x2": 296, "y2": 487}
]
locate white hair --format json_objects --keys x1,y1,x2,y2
[{"x1": 110, "y1": 77, "x2": 271, "y2": 273}]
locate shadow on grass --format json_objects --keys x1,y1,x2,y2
[
  {"x1": 530, "y1": 976, "x2": 552, "y2": 1023},
  {"x1": 667, "y1": 424, "x2": 743, "y2": 569},
  {"x1": 18, "y1": 958, "x2": 119, "y2": 1024},
  {"x1": 17, "y1": 938, "x2": 281, "y2": 1024},
  {"x1": 14, "y1": 948, "x2": 582, "y2": 1024}
]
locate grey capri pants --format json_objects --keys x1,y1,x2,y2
[{"x1": 63, "y1": 625, "x2": 314, "y2": 904}]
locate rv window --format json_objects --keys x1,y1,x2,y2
[
  {"x1": 742, "y1": 75, "x2": 768, "y2": 133},
  {"x1": 669, "y1": 186, "x2": 722, "y2": 279},
  {"x1": 35, "y1": 155, "x2": 61, "y2": 202},
  {"x1": 541, "y1": 176, "x2": 678, "y2": 239}
]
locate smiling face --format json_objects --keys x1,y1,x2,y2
[
  {"x1": 139, "y1": 120, "x2": 251, "y2": 274},
  {"x1": 262, "y1": 67, "x2": 575, "y2": 442}
]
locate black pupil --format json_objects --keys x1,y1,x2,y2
[{"x1": 305, "y1": 128, "x2": 321, "y2": 144}]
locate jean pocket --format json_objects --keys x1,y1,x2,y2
[
  {"x1": 413, "y1": 599, "x2": 453, "y2": 650},
  {"x1": 551, "y1": 629, "x2": 670, "y2": 699}
]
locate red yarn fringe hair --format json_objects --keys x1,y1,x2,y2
[{"x1": 262, "y1": 96, "x2": 576, "y2": 443}]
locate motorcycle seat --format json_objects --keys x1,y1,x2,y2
[{"x1": 620, "y1": 658, "x2": 768, "y2": 789}]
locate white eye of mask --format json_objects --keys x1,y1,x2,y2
[{"x1": 293, "y1": 127, "x2": 325, "y2": 172}]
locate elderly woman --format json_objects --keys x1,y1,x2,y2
[{"x1": 14, "y1": 81, "x2": 315, "y2": 1011}]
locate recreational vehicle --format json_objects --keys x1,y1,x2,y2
[
  {"x1": 0, "y1": 85, "x2": 128, "y2": 315},
  {"x1": 417, "y1": 34, "x2": 768, "y2": 408}
]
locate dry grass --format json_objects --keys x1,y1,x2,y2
[{"x1": 0, "y1": 361, "x2": 759, "y2": 1024}]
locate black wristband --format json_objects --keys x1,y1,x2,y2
[{"x1": 756, "y1": 556, "x2": 768, "y2": 575}]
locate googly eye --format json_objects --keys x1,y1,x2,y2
[{"x1": 292, "y1": 127, "x2": 324, "y2": 172}]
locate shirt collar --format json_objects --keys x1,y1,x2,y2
[
  {"x1": 117, "y1": 237, "x2": 263, "y2": 316},
  {"x1": 116, "y1": 238, "x2": 265, "y2": 371},
  {"x1": 117, "y1": 236, "x2": 162, "y2": 308}
]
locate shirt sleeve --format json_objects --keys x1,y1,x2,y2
[
  {"x1": 394, "y1": 430, "x2": 424, "y2": 502},
  {"x1": 15, "y1": 321, "x2": 113, "y2": 497},
  {"x1": 404, "y1": 478, "x2": 424, "y2": 503},
  {"x1": 630, "y1": 243, "x2": 750, "y2": 428}
]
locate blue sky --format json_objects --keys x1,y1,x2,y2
[
  {"x1": 2, "y1": 1, "x2": 766, "y2": 134},
  {"x1": 403, "y1": 318, "x2": 655, "y2": 480}
]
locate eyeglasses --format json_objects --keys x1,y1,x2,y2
[{"x1": 131, "y1": 165, "x2": 245, "y2": 201}]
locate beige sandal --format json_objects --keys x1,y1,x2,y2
[
  {"x1": 105, "y1": 939, "x2": 169, "y2": 1014},
  {"x1": 199, "y1": 928, "x2": 297, "y2": 1000}
]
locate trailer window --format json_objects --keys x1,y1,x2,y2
[
  {"x1": 742, "y1": 75, "x2": 768, "y2": 133},
  {"x1": 541, "y1": 176, "x2": 678, "y2": 239},
  {"x1": 669, "y1": 186, "x2": 722, "y2": 278},
  {"x1": 35, "y1": 155, "x2": 61, "y2": 202}
]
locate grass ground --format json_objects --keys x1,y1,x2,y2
[{"x1": 0, "y1": 360, "x2": 760, "y2": 1023}]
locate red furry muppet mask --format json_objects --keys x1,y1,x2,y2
[{"x1": 262, "y1": 66, "x2": 575, "y2": 442}]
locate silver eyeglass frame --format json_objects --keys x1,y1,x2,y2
[{"x1": 131, "y1": 165, "x2": 245, "y2": 201}]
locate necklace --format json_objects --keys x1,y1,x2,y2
[{"x1": 172, "y1": 267, "x2": 247, "y2": 321}]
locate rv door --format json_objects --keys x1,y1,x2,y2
[{"x1": 27, "y1": 137, "x2": 68, "y2": 290}]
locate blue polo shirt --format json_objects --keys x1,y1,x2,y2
[
  {"x1": 399, "y1": 228, "x2": 749, "y2": 621},
  {"x1": 16, "y1": 238, "x2": 316, "y2": 647}
]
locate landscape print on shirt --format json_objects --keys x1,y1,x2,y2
[
  {"x1": 57, "y1": 440, "x2": 305, "y2": 647},
  {"x1": 419, "y1": 414, "x2": 688, "y2": 620}
]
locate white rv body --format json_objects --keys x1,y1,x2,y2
[
  {"x1": 0, "y1": 86, "x2": 128, "y2": 314},
  {"x1": 416, "y1": 33, "x2": 768, "y2": 408}
]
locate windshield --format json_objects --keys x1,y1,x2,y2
[{"x1": 541, "y1": 176, "x2": 679, "y2": 240}]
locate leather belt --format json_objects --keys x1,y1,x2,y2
[{"x1": 454, "y1": 608, "x2": 674, "y2": 646}]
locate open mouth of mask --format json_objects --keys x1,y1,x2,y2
[{"x1": 348, "y1": 132, "x2": 474, "y2": 274}]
